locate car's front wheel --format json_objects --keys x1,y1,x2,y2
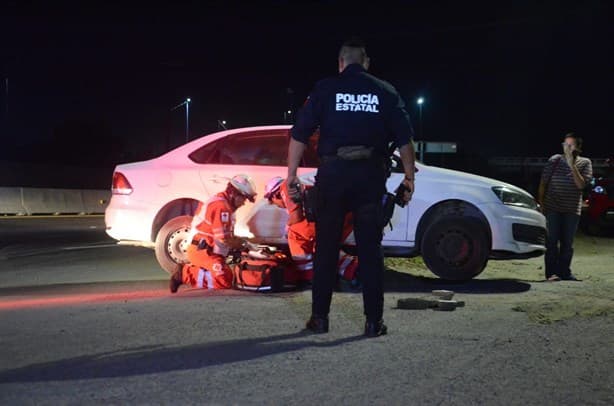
[
  {"x1": 420, "y1": 216, "x2": 489, "y2": 281},
  {"x1": 583, "y1": 219, "x2": 603, "y2": 236},
  {"x1": 154, "y1": 215, "x2": 193, "y2": 274}
]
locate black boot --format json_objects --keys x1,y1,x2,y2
[
  {"x1": 364, "y1": 320, "x2": 387, "y2": 337},
  {"x1": 169, "y1": 264, "x2": 183, "y2": 294},
  {"x1": 305, "y1": 315, "x2": 329, "y2": 334}
]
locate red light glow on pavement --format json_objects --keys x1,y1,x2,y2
[{"x1": 0, "y1": 290, "x2": 169, "y2": 310}]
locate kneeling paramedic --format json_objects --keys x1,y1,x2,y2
[
  {"x1": 263, "y1": 176, "x2": 359, "y2": 284},
  {"x1": 170, "y1": 174, "x2": 257, "y2": 293},
  {"x1": 287, "y1": 38, "x2": 416, "y2": 337}
]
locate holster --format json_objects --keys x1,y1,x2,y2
[
  {"x1": 303, "y1": 185, "x2": 318, "y2": 223},
  {"x1": 382, "y1": 192, "x2": 396, "y2": 229}
]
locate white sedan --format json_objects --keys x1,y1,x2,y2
[{"x1": 105, "y1": 125, "x2": 546, "y2": 280}]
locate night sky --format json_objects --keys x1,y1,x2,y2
[{"x1": 1, "y1": 1, "x2": 612, "y2": 177}]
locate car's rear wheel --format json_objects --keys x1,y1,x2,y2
[
  {"x1": 154, "y1": 215, "x2": 193, "y2": 274},
  {"x1": 421, "y1": 216, "x2": 489, "y2": 281}
]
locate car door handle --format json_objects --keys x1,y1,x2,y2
[{"x1": 209, "y1": 174, "x2": 229, "y2": 184}]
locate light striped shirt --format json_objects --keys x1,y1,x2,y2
[{"x1": 541, "y1": 154, "x2": 592, "y2": 215}]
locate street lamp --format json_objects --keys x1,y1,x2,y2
[
  {"x1": 417, "y1": 97, "x2": 424, "y2": 137},
  {"x1": 284, "y1": 110, "x2": 292, "y2": 124},
  {"x1": 171, "y1": 97, "x2": 191, "y2": 143},
  {"x1": 417, "y1": 97, "x2": 424, "y2": 161},
  {"x1": 218, "y1": 119, "x2": 228, "y2": 130}
]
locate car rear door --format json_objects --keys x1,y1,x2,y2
[
  {"x1": 382, "y1": 154, "x2": 411, "y2": 242},
  {"x1": 192, "y1": 128, "x2": 316, "y2": 239}
]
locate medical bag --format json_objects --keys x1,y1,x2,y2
[{"x1": 232, "y1": 246, "x2": 298, "y2": 292}]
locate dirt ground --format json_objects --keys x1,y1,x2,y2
[
  {"x1": 385, "y1": 229, "x2": 614, "y2": 324},
  {"x1": 1, "y1": 224, "x2": 613, "y2": 404}
]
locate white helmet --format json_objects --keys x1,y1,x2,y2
[
  {"x1": 264, "y1": 176, "x2": 284, "y2": 200},
  {"x1": 229, "y1": 174, "x2": 257, "y2": 202}
]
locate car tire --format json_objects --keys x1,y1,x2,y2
[
  {"x1": 154, "y1": 215, "x2": 193, "y2": 274},
  {"x1": 421, "y1": 216, "x2": 489, "y2": 281},
  {"x1": 584, "y1": 221, "x2": 603, "y2": 236}
]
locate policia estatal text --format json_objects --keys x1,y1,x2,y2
[{"x1": 287, "y1": 39, "x2": 416, "y2": 337}]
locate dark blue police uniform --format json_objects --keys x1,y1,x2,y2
[{"x1": 291, "y1": 63, "x2": 414, "y2": 324}]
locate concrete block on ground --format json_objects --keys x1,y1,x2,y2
[{"x1": 0, "y1": 187, "x2": 27, "y2": 215}]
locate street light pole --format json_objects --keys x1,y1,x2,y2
[
  {"x1": 417, "y1": 97, "x2": 424, "y2": 139},
  {"x1": 4, "y1": 77, "x2": 7, "y2": 119},
  {"x1": 2, "y1": 75, "x2": 8, "y2": 132},
  {"x1": 171, "y1": 97, "x2": 191, "y2": 144},
  {"x1": 417, "y1": 97, "x2": 424, "y2": 161},
  {"x1": 185, "y1": 98, "x2": 190, "y2": 143}
]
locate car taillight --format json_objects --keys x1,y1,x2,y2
[{"x1": 112, "y1": 172, "x2": 133, "y2": 195}]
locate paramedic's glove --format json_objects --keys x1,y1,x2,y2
[
  {"x1": 227, "y1": 249, "x2": 243, "y2": 264},
  {"x1": 227, "y1": 236, "x2": 248, "y2": 251},
  {"x1": 197, "y1": 239, "x2": 208, "y2": 250}
]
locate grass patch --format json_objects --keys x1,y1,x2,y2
[
  {"x1": 385, "y1": 257, "x2": 432, "y2": 278},
  {"x1": 512, "y1": 295, "x2": 614, "y2": 324}
]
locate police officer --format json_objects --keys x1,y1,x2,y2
[{"x1": 287, "y1": 38, "x2": 416, "y2": 337}]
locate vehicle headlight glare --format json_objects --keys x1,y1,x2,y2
[
  {"x1": 492, "y1": 186, "x2": 537, "y2": 210},
  {"x1": 593, "y1": 185, "x2": 606, "y2": 195}
]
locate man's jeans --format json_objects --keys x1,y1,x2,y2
[{"x1": 544, "y1": 211, "x2": 580, "y2": 279}]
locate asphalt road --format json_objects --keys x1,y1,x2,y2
[
  {"x1": 0, "y1": 216, "x2": 612, "y2": 405},
  {"x1": 0, "y1": 215, "x2": 163, "y2": 288}
]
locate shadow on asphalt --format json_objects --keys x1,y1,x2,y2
[
  {"x1": 0, "y1": 332, "x2": 364, "y2": 383},
  {"x1": 383, "y1": 268, "x2": 531, "y2": 294},
  {"x1": 0, "y1": 272, "x2": 531, "y2": 301}
]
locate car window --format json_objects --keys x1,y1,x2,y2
[
  {"x1": 188, "y1": 128, "x2": 320, "y2": 167},
  {"x1": 188, "y1": 139, "x2": 221, "y2": 164},
  {"x1": 216, "y1": 130, "x2": 289, "y2": 166}
]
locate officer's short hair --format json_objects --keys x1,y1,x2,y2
[{"x1": 339, "y1": 37, "x2": 367, "y2": 63}]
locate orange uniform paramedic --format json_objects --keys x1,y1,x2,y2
[
  {"x1": 169, "y1": 174, "x2": 257, "y2": 293},
  {"x1": 264, "y1": 176, "x2": 358, "y2": 283}
]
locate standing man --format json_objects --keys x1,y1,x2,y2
[
  {"x1": 287, "y1": 38, "x2": 416, "y2": 337},
  {"x1": 170, "y1": 174, "x2": 257, "y2": 292},
  {"x1": 538, "y1": 133, "x2": 592, "y2": 281}
]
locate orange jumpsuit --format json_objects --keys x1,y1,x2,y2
[
  {"x1": 278, "y1": 181, "x2": 358, "y2": 282},
  {"x1": 181, "y1": 193, "x2": 235, "y2": 289}
]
